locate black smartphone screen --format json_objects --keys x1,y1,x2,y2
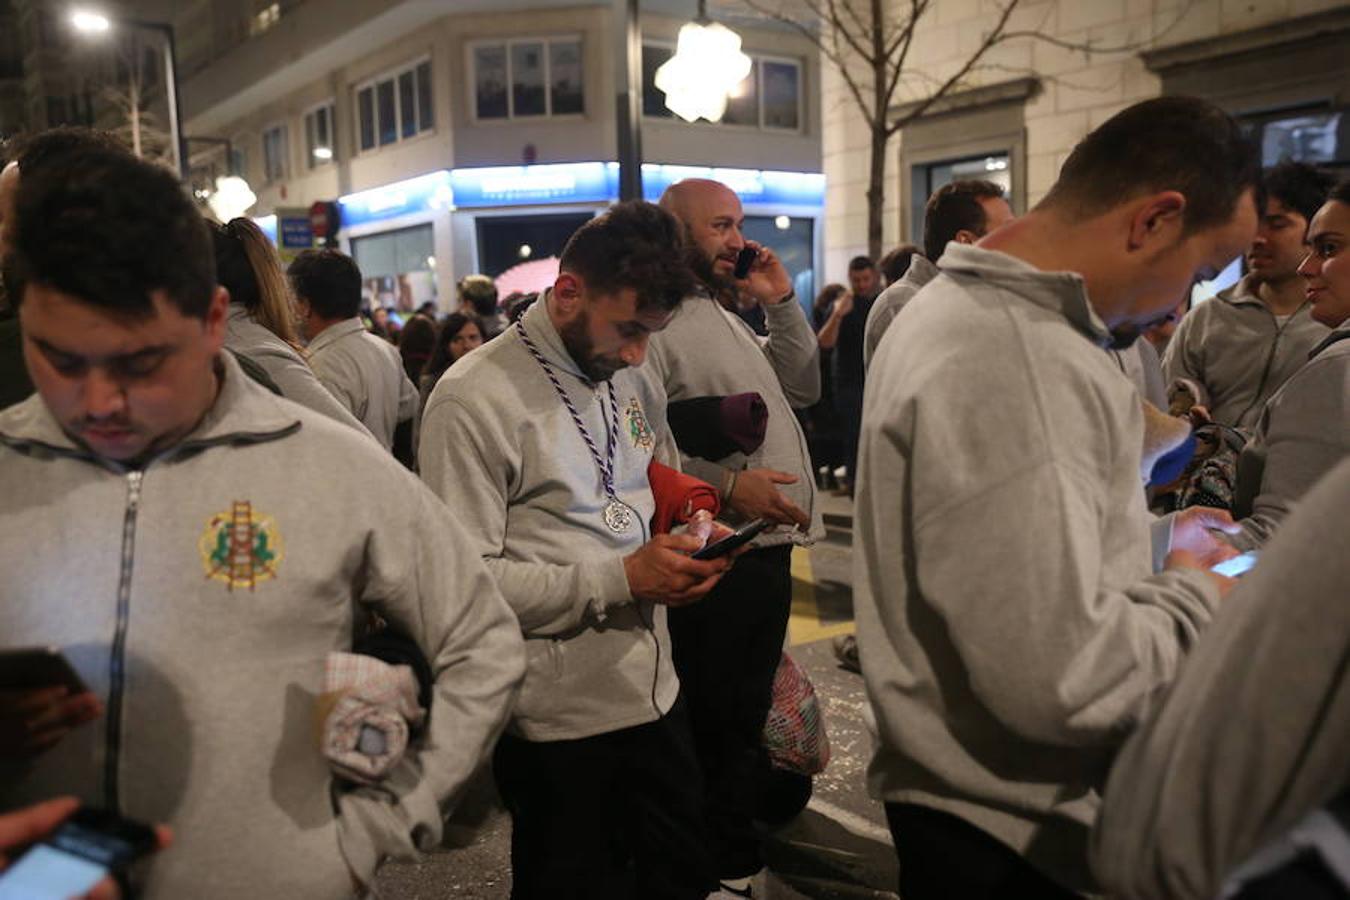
[
  {"x1": 692, "y1": 519, "x2": 772, "y2": 560},
  {"x1": 734, "y1": 246, "x2": 758, "y2": 280}
]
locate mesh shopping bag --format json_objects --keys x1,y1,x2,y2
[{"x1": 762, "y1": 652, "x2": 831, "y2": 776}]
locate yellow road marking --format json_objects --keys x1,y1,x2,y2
[{"x1": 788, "y1": 545, "x2": 855, "y2": 647}]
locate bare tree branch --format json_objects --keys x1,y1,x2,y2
[
  {"x1": 1002, "y1": 0, "x2": 1198, "y2": 54},
  {"x1": 887, "y1": 0, "x2": 1020, "y2": 136}
]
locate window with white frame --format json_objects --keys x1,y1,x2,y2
[
  {"x1": 470, "y1": 37, "x2": 584, "y2": 121},
  {"x1": 262, "y1": 124, "x2": 288, "y2": 182},
  {"x1": 642, "y1": 44, "x2": 801, "y2": 131},
  {"x1": 305, "y1": 102, "x2": 336, "y2": 168},
  {"x1": 355, "y1": 59, "x2": 434, "y2": 153}
]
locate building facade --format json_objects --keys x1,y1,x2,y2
[
  {"x1": 821, "y1": 0, "x2": 1350, "y2": 282},
  {"x1": 173, "y1": 0, "x2": 825, "y2": 312}
]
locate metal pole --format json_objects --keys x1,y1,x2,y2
[
  {"x1": 614, "y1": 0, "x2": 643, "y2": 202},
  {"x1": 160, "y1": 25, "x2": 187, "y2": 181}
]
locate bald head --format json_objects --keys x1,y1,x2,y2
[{"x1": 660, "y1": 178, "x2": 745, "y2": 288}]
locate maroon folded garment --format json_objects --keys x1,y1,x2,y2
[{"x1": 667, "y1": 393, "x2": 768, "y2": 460}]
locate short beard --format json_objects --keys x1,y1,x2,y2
[
  {"x1": 1107, "y1": 323, "x2": 1143, "y2": 351},
  {"x1": 684, "y1": 227, "x2": 736, "y2": 302},
  {"x1": 559, "y1": 310, "x2": 623, "y2": 382}
]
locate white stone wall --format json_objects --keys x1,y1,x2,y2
[{"x1": 820, "y1": 0, "x2": 1347, "y2": 282}]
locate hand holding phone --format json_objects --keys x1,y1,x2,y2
[
  {"x1": 691, "y1": 519, "x2": 772, "y2": 560},
  {"x1": 0, "y1": 801, "x2": 163, "y2": 900},
  {"x1": 1211, "y1": 551, "x2": 1258, "y2": 578},
  {"x1": 734, "y1": 246, "x2": 759, "y2": 280}
]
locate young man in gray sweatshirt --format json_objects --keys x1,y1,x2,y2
[
  {"x1": 420, "y1": 201, "x2": 734, "y2": 900},
  {"x1": 649, "y1": 177, "x2": 821, "y2": 894},
  {"x1": 0, "y1": 149, "x2": 525, "y2": 898},
  {"x1": 1164, "y1": 160, "x2": 1335, "y2": 428},
  {"x1": 855, "y1": 96, "x2": 1260, "y2": 898},
  {"x1": 862, "y1": 179, "x2": 1014, "y2": 369}
]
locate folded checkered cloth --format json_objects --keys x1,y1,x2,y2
[{"x1": 321, "y1": 652, "x2": 426, "y2": 785}]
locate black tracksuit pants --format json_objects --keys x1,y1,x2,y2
[{"x1": 668, "y1": 543, "x2": 794, "y2": 879}]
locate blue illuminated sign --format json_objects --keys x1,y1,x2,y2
[
  {"x1": 449, "y1": 162, "x2": 618, "y2": 208},
  {"x1": 640, "y1": 164, "x2": 825, "y2": 207},
  {"x1": 320, "y1": 162, "x2": 822, "y2": 236},
  {"x1": 340, "y1": 170, "x2": 453, "y2": 229}
]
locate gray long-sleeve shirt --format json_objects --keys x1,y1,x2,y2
[
  {"x1": 308, "y1": 317, "x2": 418, "y2": 450},
  {"x1": 1163, "y1": 275, "x2": 1329, "y2": 428},
  {"x1": 419, "y1": 297, "x2": 682, "y2": 742},
  {"x1": 224, "y1": 304, "x2": 374, "y2": 439},
  {"x1": 1092, "y1": 456, "x2": 1350, "y2": 900},
  {"x1": 856, "y1": 243, "x2": 1220, "y2": 894},
  {"x1": 1230, "y1": 327, "x2": 1350, "y2": 550},
  {"x1": 645, "y1": 293, "x2": 824, "y2": 546},
  {"x1": 863, "y1": 253, "x2": 938, "y2": 370}
]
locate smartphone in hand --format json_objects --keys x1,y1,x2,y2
[
  {"x1": 0, "y1": 807, "x2": 158, "y2": 900},
  {"x1": 733, "y1": 247, "x2": 759, "y2": 280},
  {"x1": 691, "y1": 519, "x2": 771, "y2": 560},
  {"x1": 1212, "y1": 551, "x2": 1258, "y2": 578}
]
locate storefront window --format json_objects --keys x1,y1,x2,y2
[
  {"x1": 909, "y1": 152, "x2": 1011, "y2": 245},
  {"x1": 476, "y1": 213, "x2": 593, "y2": 279},
  {"x1": 743, "y1": 214, "x2": 815, "y2": 327},
  {"x1": 351, "y1": 224, "x2": 437, "y2": 313}
]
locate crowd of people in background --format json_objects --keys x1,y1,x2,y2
[{"x1": 0, "y1": 92, "x2": 1347, "y2": 900}]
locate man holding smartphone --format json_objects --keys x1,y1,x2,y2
[
  {"x1": 0, "y1": 145, "x2": 525, "y2": 898},
  {"x1": 649, "y1": 178, "x2": 823, "y2": 897}
]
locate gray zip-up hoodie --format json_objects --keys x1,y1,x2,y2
[
  {"x1": 855, "y1": 243, "x2": 1221, "y2": 893},
  {"x1": 419, "y1": 297, "x2": 682, "y2": 742},
  {"x1": 225, "y1": 303, "x2": 374, "y2": 439},
  {"x1": 1163, "y1": 274, "x2": 1329, "y2": 428},
  {"x1": 0, "y1": 354, "x2": 525, "y2": 899},
  {"x1": 1092, "y1": 456, "x2": 1350, "y2": 900},
  {"x1": 863, "y1": 253, "x2": 938, "y2": 369},
  {"x1": 644, "y1": 293, "x2": 823, "y2": 547},
  {"x1": 1230, "y1": 325, "x2": 1350, "y2": 551}
]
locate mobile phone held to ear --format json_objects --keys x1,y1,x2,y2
[
  {"x1": 733, "y1": 246, "x2": 759, "y2": 280},
  {"x1": 692, "y1": 518, "x2": 772, "y2": 560},
  {"x1": 0, "y1": 807, "x2": 158, "y2": 900},
  {"x1": 0, "y1": 646, "x2": 88, "y2": 694}
]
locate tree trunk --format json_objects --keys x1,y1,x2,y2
[{"x1": 866, "y1": 126, "x2": 887, "y2": 261}]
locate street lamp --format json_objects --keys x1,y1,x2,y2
[
  {"x1": 655, "y1": 0, "x2": 752, "y2": 124},
  {"x1": 70, "y1": 7, "x2": 187, "y2": 180}
]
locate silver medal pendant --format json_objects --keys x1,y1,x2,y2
[{"x1": 602, "y1": 498, "x2": 633, "y2": 533}]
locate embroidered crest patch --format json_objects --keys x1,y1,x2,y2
[
  {"x1": 198, "y1": 501, "x2": 284, "y2": 591},
  {"x1": 626, "y1": 398, "x2": 654, "y2": 450}
]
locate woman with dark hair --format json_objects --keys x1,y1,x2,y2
[
  {"x1": 211, "y1": 218, "x2": 372, "y2": 436},
  {"x1": 419, "y1": 313, "x2": 483, "y2": 413}
]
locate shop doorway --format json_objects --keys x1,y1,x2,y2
[{"x1": 475, "y1": 213, "x2": 594, "y2": 278}]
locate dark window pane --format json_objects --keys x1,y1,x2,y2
[
  {"x1": 417, "y1": 61, "x2": 434, "y2": 130},
  {"x1": 550, "y1": 40, "x2": 583, "y2": 116},
  {"x1": 642, "y1": 44, "x2": 673, "y2": 118},
  {"x1": 762, "y1": 60, "x2": 800, "y2": 130},
  {"x1": 511, "y1": 42, "x2": 546, "y2": 117},
  {"x1": 319, "y1": 106, "x2": 331, "y2": 146},
  {"x1": 359, "y1": 87, "x2": 375, "y2": 151},
  {"x1": 475, "y1": 45, "x2": 508, "y2": 119},
  {"x1": 399, "y1": 70, "x2": 416, "y2": 138},
  {"x1": 377, "y1": 78, "x2": 397, "y2": 145},
  {"x1": 723, "y1": 62, "x2": 758, "y2": 126}
]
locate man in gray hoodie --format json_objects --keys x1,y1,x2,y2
[
  {"x1": 1164, "y1": 160, "x2": 1335, "y2": 428},
  {"x1": 856, "y1": 96, "x2": 1259, "y2": 898},
  {"x1": 863, "y1": 179, "x2": 1014, "y2": 369},
  {"x1": 420, "y1": 201, "x2": 733, "y2": 900},
  {"x1": 649, "y1": 177, "x2": 822, "y2": 895},
  {"x1": 0, "y1": 148, "x2": 525, "y2": 899}
]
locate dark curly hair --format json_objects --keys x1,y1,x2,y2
[
  {"x1": 4, "y1": 147, "x2": 215, "y2": 320},
  {"x1": 288, "y1": 249, "x2": 363, "y2": 320},
  {"x1": 559, "y1": 200, "x2": 697, "y2": 313},
  {"x1": 1262, "y1": 160, "x2": 1337, "y2": 224}
]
